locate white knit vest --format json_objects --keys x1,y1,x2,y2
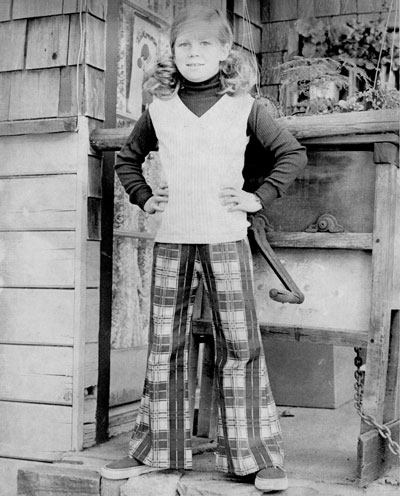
[{"x1": 149, "y1": 93, "x2": 254, "y2": 243}]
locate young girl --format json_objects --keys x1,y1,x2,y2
[{"x1": 102, "y1": 6, "x2": 307, "y2": 493}]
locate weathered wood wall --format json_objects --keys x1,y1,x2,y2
[
  {"x1": 230, "y1": 0, "x2": 261, "y2": 53},
  {"x1": 260, "y1": 0, "x2": 395, "y2": 100},
  {"x1": 0, "y1": 0, "x2": 107, "y2": 459}
]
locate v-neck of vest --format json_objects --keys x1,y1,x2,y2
[{"x1": 176, "y1": 93, "x2": 228, "y2": 120}]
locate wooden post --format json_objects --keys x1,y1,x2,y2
[
  {"x1": 357, "y1": 146, "x2": 399, "y2": 483},
  {"x1": 95, "y1": 0, "x2": 120, "y2": 445}
]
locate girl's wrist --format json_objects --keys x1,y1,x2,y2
[{"x1": 253, "y1": 193, "x2": 262, "y2": 208}]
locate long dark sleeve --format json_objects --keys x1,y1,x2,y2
[
  {"x1": 244, "y1": 99, "x2": 307, "y2": 206},
  {"x1": 115, "y1": 109, "x2": 158, "y2": 209}
]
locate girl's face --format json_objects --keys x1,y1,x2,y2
[{"x1": 173, "y1": 24, "x2": 229, "y2": 82}]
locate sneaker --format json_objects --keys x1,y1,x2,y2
[
  {"x1": 101, "y1": 456, "x2": 162, "y2": 480},
  {"x1": 254, "y1": 467, "x2": 288, "y2": 492}
]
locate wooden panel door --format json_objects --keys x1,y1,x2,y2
[{"x1": 108, "y1": 1, "x2": 169, "y2": 418}]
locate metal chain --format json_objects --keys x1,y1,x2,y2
[{"x1": 353, "y1": 347, "x2": 400, "y2": 457}]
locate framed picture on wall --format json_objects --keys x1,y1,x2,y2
[{"x1": 127, "y1": 14, "x2": 161, "y2": 118}]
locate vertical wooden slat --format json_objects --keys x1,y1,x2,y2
[
  {"x1": 362, "y1": 162, "x2": 396, "y2": 422},
  {"x1": 356, "y1": 0, "x2": 384, "y2": 13},
  {"x1": 357, "y1": 161, "x2": 397, "y2": 483},
  {"x1": 84, "y1": 66, "x2": 105, "y2": 120},
  {"x1": 88, "y1": 155, "x2": 103, "y2": 198},
  {"x1": 340, "y1": 0, "x2": 357, "y2": 14},
  {"x1": 0, "y1": 72, "x2": 11, "y2": 121},
  {"x1": 96, "y1": 0, "x2": 120, "y2": 444},
  {"x1": 384, "y1": 311, "x2": 400, "y2": 422},
  {"x1": 68, "y1": 13, "x2": 85, "y2": 66},
  {"x1": 196, "y1": 339, "x2": 218, "y2": 438},
  {"x1": 0, "y1": 20, "x2": 26, "y2": 71},
  {"x1": 314, "y1": 0, "x2": 341, "y2": 16},
  {"x1": 262, "y1": 0, "x2": 297, "y2": 22},
  {"x1": 233, "y1": 0, "x2": 261, "y2": 25},
  {"x1": 59, "y1": 65, "x2": 84, "y2": 117},
  {"x1": 0, "y1": 0, "x2": 11, "y2": 21},
  {"x1": 87, "y1": 0, "x2": 108, "y2": 19},
  {"x1": 86, "y1": 14, "x2": 106, "y2": 69},
  {"x1": 260, "y1": 52, "x2": 283, "y2": 85},
  {"x1": 71, "y1": 117, "x2": 90, "y2": 451},
  {"x1": 262, "y1": 21, "x2": 292, "y2": 52},
  {"x1": 297, "y1": 0, "x2": 316, "y2": 18}
]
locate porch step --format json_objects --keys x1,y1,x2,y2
[{"x1": 17, "y1": 464, "x2": 100, "y2": 496}]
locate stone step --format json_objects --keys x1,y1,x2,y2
[{"x1": 17, "y1": 464, "x2": 100, "y2": 496}]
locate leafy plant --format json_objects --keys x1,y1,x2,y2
[
  {"x1": 294, "y1": 17, "x2": 400, "y2": 76},
  {"x1": 277, "y1": 57, "x2": 370, "y2": 100}
]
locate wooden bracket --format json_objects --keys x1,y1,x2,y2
[
  {"x1": 305, "y1": 213, "x2": 345, "y2": 233},
  {"x1": 374, "y1": 142, "x2": 399, "y2": 168},
  {"x1": 357, "y1": 418, "x2": 400, "y2": 485}
]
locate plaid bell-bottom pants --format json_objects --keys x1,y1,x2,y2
[{"x1": 128, "y1": 239, "x2": 284, "y2": 476}]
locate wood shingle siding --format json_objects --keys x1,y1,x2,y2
[
  {"x1": 12, "y1": 0, "x2": 63, "y2": 19},
  {"x1": 63, "y1": 0, "x2": 107, "y2": 19},
  {"x1": 0, "y1": 0, "x2": 12, "y2": 21},
  {"x1": 0, "y1": 20, "x2": 26, "y2": 71},
  {"x1": 9, "y1": 69, "x2": 61, "y2": 120}
]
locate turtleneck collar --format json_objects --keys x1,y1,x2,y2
[
  {"x1": 179, "y1": 72, "x2": 221, "y2": 94},
  {"x1": 176, "y1": 72, "x2": 223, "y2": 117}
]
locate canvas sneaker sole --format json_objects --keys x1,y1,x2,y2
[
  {"x1": 100, "y1": 463, "x2": 162, "y2": 480},
  {"x1": 254, "y1": 473, "x2": 289, "y2": 492}
]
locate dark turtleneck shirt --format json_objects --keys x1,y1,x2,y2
[{"x1": 116, "y1": 73, "x2": 307, "y2": 210}]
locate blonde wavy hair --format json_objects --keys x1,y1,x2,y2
[{"x1": 143, "y1": 6, "x2": 258, "y2": 99}]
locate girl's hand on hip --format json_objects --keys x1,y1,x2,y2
[
  {"x1": 219, "y1": 187, "x2": 262, "y2": 213},
  {"x1": 143, "y1": 183, "x2": 169, "y2": 214}
]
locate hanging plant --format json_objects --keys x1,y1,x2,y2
[
  {"x1": 277, "y1": 56, "x2": 370, "y2": 112},
  {"x1": 294, "y1": 17, "x2": 400, "y2": 81}
]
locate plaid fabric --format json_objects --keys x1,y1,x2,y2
[{"x1": 129, "y1": 240, "x2": 284, "y2": 475}]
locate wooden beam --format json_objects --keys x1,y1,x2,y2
[
  {"x1": 0, "y1": 117, "x2": 78, "y2": 137},
  {"x1": 301, "y1": 133, "x2": 399, "y2": 147},
  {"x1": 90, "y1": 126, "x2": 135, "y2": 152},
  {"x1": 192, "y1": 319, "x2": 369, "y2": 348},
  {"x1": 374, "y1": 142, "x2": 399, "y2": 166},
  {"x1": 113, "y1": 230, "x2": 373, "y2": 250},
  {"x1": 89, "y1": 110, "x2": 400, "y2": 152},
  {"x1": 266, "y1": 232, "x2": 373, "y2": 250},
  {"x1": 281, "y1": 109, "x2": 400, "y2": 140}
]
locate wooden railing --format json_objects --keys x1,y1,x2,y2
[{"x1": 90, "y1": 108, "x2": 400, "y2": 152}]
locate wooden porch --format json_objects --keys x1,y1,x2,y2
[{"x1": 13, "y1": 402, "x2": 399, "y2": 496}]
